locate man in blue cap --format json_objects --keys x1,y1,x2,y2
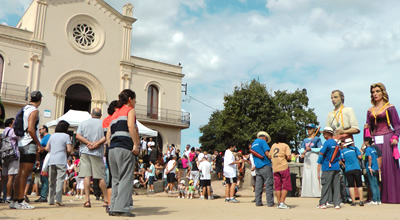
[{"x1": 300, "y1": 123, "x2": 323, "y2": 197}]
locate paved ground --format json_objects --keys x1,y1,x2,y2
[{"x1": 0, "y1": 180, "x2": 398, "y2": 220}]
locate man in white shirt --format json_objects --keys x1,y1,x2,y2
[
  {"x1": 170, "y1": 144, "x2": 176, "y2": 157},
  {"x1": 198, "y1": 156, "x2": 213, "y2": 200},
  {"x1": 183, "y1": 144, "x2": 191, "y2": 158},
  {"x1": 140, "y1": 138, "x2": 147, "y2": 157},
  {"x1": 165, "y1": 155, "x2": 177, "y2": 195},
  {"x1": 11, "y1": 91, "x2": 43, "y2": 210},
  {"x1": 147, "y1": 138, "x2": 155, "y2": 154},
  {"x1": 224, "y1": 143, "x2": 242, "y2": 203}
]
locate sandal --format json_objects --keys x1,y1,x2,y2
[
  {"x1": 83, "y1": 201, "x2": 91, "y2": 208},
  {"x1": 103, "y1": 201, "x2": 108, "y2": 207}
]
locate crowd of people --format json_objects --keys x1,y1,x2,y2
[
  {"x1": 0, "y1": 89, "x2": 141, "y2": 217},
  {"x1": 0, "y1": 82, "x2": 399, "y2": 217}
]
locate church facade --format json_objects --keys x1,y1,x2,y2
[{"x1": 0, "y1": 0, "x2": 190, "y2": 151}]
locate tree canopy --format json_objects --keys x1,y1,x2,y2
[{"x1": 199, "y1": 79, "x2": 319, "y2": 153}]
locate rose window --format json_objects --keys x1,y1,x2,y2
[{"x1": 72, "y1": 24, "x2": 96, "y2": 47}]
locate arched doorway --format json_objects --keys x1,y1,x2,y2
[
  {"x1": 53, "y1": 70, "x2": 106, "y2": 119},
  {"x1": 64, "y1": 84, "x2": 91, "y2": 113}
]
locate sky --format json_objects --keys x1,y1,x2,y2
[{"x1": 1, "y1": 0, "x2": 400, "y2": 152}]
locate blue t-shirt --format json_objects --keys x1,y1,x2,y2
[
  {"x1": 340, "y1": 146, "x2": 361, "y2": 172},
  {"x1": 40, "y1": 134, "x2": 51, "y2": 147},
  {"x1": 300, "y1": 137, "x2": 323, "y2": 154},
  {"x1": 365, "y1": 146, "x2": 379, "y2": 171},
  {"x1": 251, "y1": 138, "x2": 271, "y2": 168},
  {"x1": 318, "y1": 138, "x2": 340, "y2": 171},
  {"x1": 149, "y1": 164, "x2": 155, "y2": 177},
  {"x1": 301, "y1": 137, "x2": 323, "y2": 149}
]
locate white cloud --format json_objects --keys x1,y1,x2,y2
[
  {"x1": 0, "y1": 0, "x2": 31, "y2": 20},
  {"x1": 2, "y1": 0, "x2": 400, "y2": 149}
]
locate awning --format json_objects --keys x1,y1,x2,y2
[
  {"x1": 46, "y1": 109, "x2": 158, "y2": 136},
  {"x1": 46, "y1": 110, "x2": 91, "y2": 127},
  {"x1": 136, "y1": 120, "x2": 158, "y2": 137}
]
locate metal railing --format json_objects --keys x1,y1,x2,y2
[
  {"x1": 0, "y1": 82, "x2": 29, "y2": 102},
  {"x1": 135, "y1": 104, "x2": 190, "y2": 126}
]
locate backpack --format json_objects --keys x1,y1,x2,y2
[
  {"x1": 0, "y1": 130, "x2": 18, "y2": 160},
  {"x1": 13, "y1": 106, "x2": 26, "y2": 137}
]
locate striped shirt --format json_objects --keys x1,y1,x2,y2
[{"x1": 109, "y1": 105, "x2": 137, "y2": 151}]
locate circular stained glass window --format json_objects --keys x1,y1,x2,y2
[
  {"x1": 72, "y1": 24, "x2": 96, "y2": 47},
  {"x1": 66, "y1": 15, "x2": 105, "y2": 54}
]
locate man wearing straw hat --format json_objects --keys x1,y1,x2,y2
[
  {"x1": 251, "y1": 131, "x2": 273, "y2": 207},
  {"x1": 317, "y1": 127, "x2": 341, "y2": 209}
]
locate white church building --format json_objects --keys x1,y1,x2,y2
[{"x1": 0, "y1": 0, "x2": 190, "y2": 152}]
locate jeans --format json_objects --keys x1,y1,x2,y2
[
  {"x1": 368, "y1": 170, "x2": 381, "y2": 202},
  {"x1": 40, "y1": 159, "x2": 49, "y2": 199}
]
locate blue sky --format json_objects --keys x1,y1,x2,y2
[{"x1": 2, "y1": 0, "x2": 400, "y2": 152}]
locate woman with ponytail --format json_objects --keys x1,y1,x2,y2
[{"x1": 106, "y1": 89, "x2": 139, "y2": 217}]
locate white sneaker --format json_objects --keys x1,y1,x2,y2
[
  {"x1": 326, "y1": 202, "x2": 334, "y2": 207},
  {"x1": 79, "y1": 196, "x2": 83, "y2": 199},
  {"x1": 377, "y1": 201, "x2": 382, "y2": 205},
  {"x1": 335, "y1": 205, "x2": 341, "y2": 209},
  {"x1": 279, "y1": 203, "x2": 290, "y2": 209},
  {"x1": 30, "y1": 193, "x2": 37, "y2": 196},
  {"x1": 177, "y1": 196, "x2": 180, "y2": 199},
  {"x1": 368, "y1": 201, "x2": 378, "y2": 205},
  {"x1": 75, "y1": 195, "x2": 79, "y2": 198},
  {"x1": 15, "y1": 201, "x2": 35, "y2": 210},
  {"x1": 9, "y1": 201, "x2": 15, "y2": 209}
]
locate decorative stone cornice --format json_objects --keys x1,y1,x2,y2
[
  {"x1": 87, "y1": 0, "x2": 136, "y2": 25},
  {"x1": 52, "y1": 92, "x2": 65, "y2": 98},
  {"x1": 134, "y1": 65, "x2": 184, "y2": 79}
]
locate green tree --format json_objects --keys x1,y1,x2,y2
[{"x1": 199, "y1": 79, "x2": 319, "y2": 152}]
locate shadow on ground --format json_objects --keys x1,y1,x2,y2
[{"x1": 133, "y1": 205, "x2": 173, "y2": 216}]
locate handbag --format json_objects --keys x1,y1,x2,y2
[{"x1": 42, "y1": 153, "x2": 50, "y2": 172}]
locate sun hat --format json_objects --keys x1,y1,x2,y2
[{"x1": 257, "y1": 131, "x2": 271, "y2": 143}]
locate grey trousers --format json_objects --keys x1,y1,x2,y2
[
  {"x1": 109, "y1": 148, "x2": 135, "y2": 213},
  {"x1": 255, "y1": 165, "x2": 274, "y2": 206},
  {"x1": 319, "y1": 170, "x2": 340, "y2": 206},
  {"x1": 48, "y1": 164, "x2": 66, "y2": 204}
]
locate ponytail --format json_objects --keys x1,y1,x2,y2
[{"x1": 116, "y1": 89, "x2": 136, "y2": 108}]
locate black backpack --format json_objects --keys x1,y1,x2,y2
[
  {"x1": 0, "y1": 129, "x2": 18, "y2": 160},
  {"x1": 13, "y1": 106, "x2": 26, "y2": 137}
]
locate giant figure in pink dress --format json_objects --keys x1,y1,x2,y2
[{"x1": 366, "y1": 82, "x2": 400, "y2": 204}]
